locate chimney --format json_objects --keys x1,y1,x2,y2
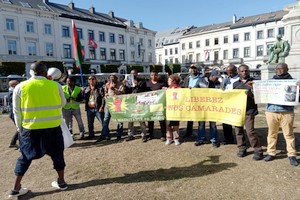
[
  {"x1": 125, "y1": 20, "x2": 134, "y2": 27},
  {"x1": 89, "y1": 6, "x2": 95, "y2": 14},
  {"x1": 232, "y1": 14, "x2": 237, "y2": 24},
  {"x1": 68, "y1": 1, "x2": 74, "y2": 10},
  {"x1": 136, "y1": 22, "x2": 143, "y2": 29},
  {"x1": 108, "y1": 10, "x2": 114, "y2": 18},
  {"x1": 43, "y1": 0, "x2": 49, "y2": 3}
]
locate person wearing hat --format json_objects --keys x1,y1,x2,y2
[
  {"x1": 8, "y1": 61, "x2": 67, "y2": 198},
  {"x1": 182, "y1": 64, "x2": 201, "y2": 139},
  {"x1": 194, "y1": 70, "x2": 221, "y2": 147}
]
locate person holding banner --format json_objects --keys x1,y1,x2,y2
[
  {"x1": 264, "y1": 63, "x2": 298, "y2": 166},
  {"x1": 182, "y1": 64, "x2": 201, "y2": 139},
  {"x1": 165, "y1": 74, "x2": 181, "y2": 145},
  {"x1": 221, "y1": 65, "x2": 240, "y2": 145},
  {"x1": 124, "y1": 69, "x2": 148, "y2": 142},
  {"x1": 233, "y1": 64, "x2": 263, "y2": 160},
  {"x1": 146, "y1": 70, "x2": 167, "y2": 141}
]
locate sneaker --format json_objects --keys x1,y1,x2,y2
[
  {"x1": 8, "y1": 188, "x2": 28, "y2": 198},
  {"x1": 126, "y1": 135, "x2": 135, "y2": 141},
  {"x1": 95, "y1": 137, "x2": 104, "y2": 143},
  {"x1": 160, "y1": 137, "x2": 166, "y2": 142},
  {"x1": 51, "y1": 181, "x2": 68, "y2": 191},
  {"x1": 116, "y1": 136, "x2": 122, "y2": 142},
  {"x1": 165, "y1": 139, "x2": 172, "y2": 145},
  {"x1": 148, "y1": 135, "x2": 154, "y2": 140},
  {"x1": 8, "y1": 144, "x2": 19, "y2": 149},
  {"x1": 212, "y1": 142, "x2": 220, "y2": 148},
  {"x1": 174, "y1": 139, "x2": 181, "y2": 146},
  {"x1": 289, "y1": 156, "x2": 299, "y2": 166},
  {"x1": 252, "y1": 152, "x2": 263, "y2": 161},
  {"x1": 237, "y1": 150, "x2": 247, "y2": 157},
  {"x1": 194, "y1": 141, "x2": 205, "y2": 146},
  {"x1": 264, "y1": 155, "x2": 275, "y2": 162},
  {"x1": 142, "y1": 136, "x2": 148, "y2": 143}
]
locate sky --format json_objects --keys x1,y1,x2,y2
[{"x1": 51, "y1": 0, "x2": 296, "y2": 32}]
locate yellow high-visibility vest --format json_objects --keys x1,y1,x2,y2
[
  {"x1": 62, "y1": 85, "x2": 81, "y2": 109},
  {"x1": 20, "y1": 78, "x2": 62, "y2": 129}
]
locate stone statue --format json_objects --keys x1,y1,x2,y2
[{"x1": 267, "y1": 35, "x2": 290, "y2": 64}]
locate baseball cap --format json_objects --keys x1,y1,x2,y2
[
  {"x1": 210, "y1": 70, "x2": 221, "y2": 78},
  {"x1": 189, "y1": 64, "x2": 197, "y2": 69}
]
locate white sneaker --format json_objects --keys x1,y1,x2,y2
[
  {"x1": 165, "y1": 139, "x2": 172, "y2": 145},
  {"x1": 8, "y1": 188, "x2": 28, "y2": 198},
  {"x1": 174, "y1": 139, "x2": 181, "y2": 146},
  {"x1": 51, "y1": 181, "x2": 68, "y2": 191}
]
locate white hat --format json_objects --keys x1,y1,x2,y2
[{"x1": 47, "y1": 68, "x2": 62, "y2": 80}]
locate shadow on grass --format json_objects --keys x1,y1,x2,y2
[{"x1": 27, "y1": 156, "x2": 237, "y2": 198}]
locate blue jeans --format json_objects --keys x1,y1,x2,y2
[
  {"x1": 102, "y1": 107, "x2": 123, "y2": 137},
  {"x1": 87, "y1": 108, "x2": 104, "y2": 136},
  {"x1": 197, "y1": 121, "x2": 218, "y2": 143}
]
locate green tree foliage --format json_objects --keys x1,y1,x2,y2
[
  {"x1": 0, "y1": 62, "x2": 25, "y2": 76},
  {"x1": 100, "y1": 64, "x2": 119, "y2": 73}
]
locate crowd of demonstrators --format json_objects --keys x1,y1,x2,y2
[
  {"x1": 164, "y1": 74, "x2": 181, "y2": 145},
  {"x1": 182, "y1": 65, "x2": 201, "y2": 139},
  {"x1": 221, "y1": 65, "x2": 240, "y2": 145},
  {"x1": 264, "y1": 63, "x2": 298, "y2": 166},
  {"x1": 62, "y1": 77, "x2": 85, "y2": 138},
  {"x1": 233, "y1": 64, "x2": 264, "y2": 161},
  {"x1": 8, "y1": 80, "x2": 20, "y2": 149},
  {"x1": 9, "y1": 61, "x2": 67, "y2": 198},
  {"x1": 123, "y1": 69, "x2": 149, "y2": 142},
  {"x1": 194, "y1": 70, "x2": 221, "y2": 148},
  {"x1": 97, "y1": 74, "x2": 125, "y2": 143},
  {"x1": 83, "y1": 75, "x2": 105, "y2": 140},
  {"x1": 146, "y1": 70, "x2": 167, "y2": 141}
]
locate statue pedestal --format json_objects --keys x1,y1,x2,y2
[{"x1": 260, "y1": 64, "x2": 276, "y2": 80}]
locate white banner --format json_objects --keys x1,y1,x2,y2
[{"x1": 253, "y1": 79, "x2": 299, "y2": 106}]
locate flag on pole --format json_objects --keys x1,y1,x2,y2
[
  {"x1": 88, "y1": 37, "x2": 98, "y2": 49},
  {"x1": 72, "y1": 20, "x2": 84, "y2": 69},
  {"x1": 205, "y1": 50, "x2": 209, "y2": 61}
]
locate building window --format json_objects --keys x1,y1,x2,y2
[
  {"x1": 182, "y1": 43, "x2": 185, "y2": 50},
  {"x1": 119, "y1": 34, "x2": 124, "y2": 44},
  {"x1": 170, "y1": 48, "x2": 173, "y2": 55},
  {"x1": 244, "y1": 47, "x2": 250, "y2": 57},
  {"x1": 130, "y1": 36, "x2": 134, "y2": 45},
  {"x1": 257, "y1": 45, "x2": 264, "y2": 56},
  {"x1": 223, "y1": 50, "x2": 228, "y2": 59},
  {"x1": 148, "y1": 52, "x2": 153, "y2": 62},
  {"x1": 214, "y1": 51, "x2": 219, "y2": 60},
  {"x1": 62, "y1": 26, "x2": 70, "y2": 37},
  {"x1": 175, "y1": 47, "x2": 178, "y2": 54},
  {"x1": 196, "y1": 53, "x2": 201, "y2": 62},
  {"x1": 189, "y1": 42, "x2": 193, "y2": 49},
  {"x1": 45, "y1": 43, "x2": 53, "y2": 56},
  {"x1": 233, "y1": 34, "x2": 239, "y2": 42},
  {"x1": 257, "y1": 30, "x2": 263, "y2": 39},
  {"x1": 175, "y1": 58, "x2": 179, "y2": 64},
  {"x1": 119, "y1": 49, "x2": 125, "y2": 61},
  {"x1": 233, "y1": 48, "x2": 239, "y2": 58},
  {"x1": 205, "y1": 39, "x2": 210, "y2": 46},
  {"x1": 110, "y1": 49, "x2": 116, "y2": 60},
  {"x1": 27, "y1": 42, "x2": 37, "y2": 56},
  {"x1": 139, "y1": 38, "x2": 144, "y2": 46},
  {"x1": 130, "y1": 51, "x2": 135, "y2": 61},
  {"x1": 100, "y1": 48, "x2": 106, "y2": 60},
  {"x1": 148, "y1": 39, "x2": 152, "y2": 47},
  {"x1": 267, "y1": 29, "x2": 274, "y2": 38},
  {"x1": 182, "y1": 55, "x2": 186, "y2": 63},
  {"x1": 8, "y1": 40, "x2": 17, "y2": 55},
  {"x1": 188, "y1": 54, "x2": 193, "y2": 62},
  {"x1": 77, "y1": 28, "x2": 83, "y2": 39},
  {"x1": 99, "y1": 32, "x2": 105, "y2": 42},
  {"x1": 165, "y1": 59, "x2": 168, "y2": 64},
  {"x1": 267, "y1": 43, "x2": 273, "y2": 56},
  {"x1": 63, "y1": 44, "x2": 71, "y2": 58},
  {"x1": 6, "y1": 18, "x2": 15, "y2": 30},
  {"x1": 88, "y1": 30, "x2": 94, "y2": 39},
  {"x1": 278, "y1": 27, "x2": 284, "y2": 35},
  {"x1": 214, "y1": 38, "x2": 219, "y2": 45},
  {"x1": 244, "y1": 32, "x2": 250, "y2": 41},
  {"x1": 196, "y1": 40, "x2": 200, "y2": 48},
  {"x1": 26, "y1": 21, "x2": 34, "y2": 33},
  {"x1": 44, "y1": 24, "x2": 52, "y2": 35},
  {"x1": 109, "y1": 33, "x2": 115, "y2": 43},
  {"x1": 169, "y1": 58, "x2": 173, "y2": 64},
  {"x1": 223, "y1": 36, "x2": 228, "y2": 44},
  {"x1": 165, "y1": 49, "x2": 168, "y2": 56},
  {"x1": 89, "y1": 47, "x2": 96, "y2": 59}
]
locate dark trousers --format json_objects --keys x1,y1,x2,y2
[
  {"x1": 235, "y1": 115, "x2": 262, "y2": 153},
  {"x1": 222, "y1": 123, "x2": 235, "y2": 143},
  {"x1": 10, "y1": 115, "x2": 19, "y2": 145},
  {"x1": 148, "y1": 120, "x2": 166, "y2": 138},
  {"x1": 186, "y1": 121, "x2": 194, "y2": 136}
]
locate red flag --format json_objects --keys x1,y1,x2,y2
[
  {"x1": 72, "y1": 20, "x2": 84, "y2": 69},
  {"x1": 88, "y1": 37, "x2": 98, "y2": 49}
]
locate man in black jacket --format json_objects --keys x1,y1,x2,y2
[
  {"x1": 233, "y1": 64, "x2": 263, "y2": 160},
  {"x1": 8, "y1": 80, "x2": 19, "y2": 148}
]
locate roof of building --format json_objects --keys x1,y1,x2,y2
[{"x1": 0, "y1": 0, "x2": 151, "y2": 30}]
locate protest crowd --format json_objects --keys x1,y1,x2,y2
[{"x1": 6, "y1": 61, "x2": 300, "y2": 198}]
